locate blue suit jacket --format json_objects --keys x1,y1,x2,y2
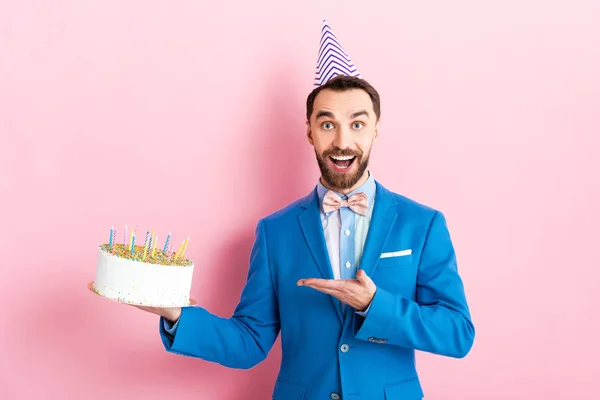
[{"x1": 160, "y1": 181, "x2": 475, "y2": 400}]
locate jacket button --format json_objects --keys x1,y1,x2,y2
[
  {"x1": 340, "y1": 344, "x2": 349, "y2": 352},
  {"x1": 330, "y1": 393, "x2": 340, "y2": 399}
]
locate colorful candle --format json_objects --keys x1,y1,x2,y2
[
  {"x1": 112, "y1": 231, "x2": 118, "y2": 253},
  {"x1": 181, "y1": 237, "x2": 190, "y2": 258},
  {"x1": 133, "y1": 225, "x2": 139, "y2": 248},
  {"x1": 130, "y1": 232, "x2": 136, "y2": 254},
  {"x1": 163, "y1": 232, "x2": 171, "y2": 253},
  {"x1": 174, "y1": 242, "x2": 180, "y2": 260},
  {"x1": 142, "y1": 230, "x2": 150, "y2": 260},
  {"x1": 124, "y1": 224, "x2": 128, "y2": 247},
  {"x1": 168, "y1": 244, "x2": 175, "y2": 263},
  {"x1": 175, "y1": 240, "x2": 185, "y2": 260},
  {"x1": 152, "y1": 235, "x2": 158, "y2": 257},
  {"x1": 109, "y1": 226, "x2": 114, "y2": 248}
]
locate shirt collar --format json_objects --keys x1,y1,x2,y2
[{"x1": 316, "y1": 171, "x2": 376, "y2": 216}]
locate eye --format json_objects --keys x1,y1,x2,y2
[
  {"x1": 352, "y1": 122, "x2": 365, "y2": 130},
  {"x1": 321, "y1": 122, "x2": 334, "y2": 130}
]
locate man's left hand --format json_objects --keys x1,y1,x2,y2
[
  {"x1": 297, "y1": 269, "x2": 376, "y2": 312},
  {"x1": 132, "y1": 305, "x2": 182, "y2": 323}
]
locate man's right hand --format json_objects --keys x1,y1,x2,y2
[{"x1": 133, "y1": 305, "x2": 182, "y2": 323}]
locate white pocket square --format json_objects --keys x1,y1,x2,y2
[{"x1": 380, "y1": 249, "x2": 412, "y2": 258}]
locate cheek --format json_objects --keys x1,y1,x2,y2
[
  {"x1": 313, "y1": 135, "x2": 333, "y2": 152},
  {"x1": 355, "y1": 135, "x2": 374, "y2": 152}
]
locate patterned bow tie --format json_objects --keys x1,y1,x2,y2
[{"x1": 322, "y1": 190, "x2": 369, "y2": 216}]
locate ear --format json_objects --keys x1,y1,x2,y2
[
  {"x1": 373, "y1": 120, "x2": 380, "y2": 141},
  {"x1": 306, "y1": 121, "x2": 314, "y2": 145}
]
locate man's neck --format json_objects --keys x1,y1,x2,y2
[{"x1": 320, "y1": 171, "x2": 370, "y2": 195}]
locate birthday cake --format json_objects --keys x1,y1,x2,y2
[{"x1": 91, "y1": 226, "x2": 194, "y2": 307}]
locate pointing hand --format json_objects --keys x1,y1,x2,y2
[{"x1": 297, "y1": 269, "x2": 376, "y2": 312}]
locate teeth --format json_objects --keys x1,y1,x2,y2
[{"x1": 331, "y1": 155, "x2": 355, "y2": 161}]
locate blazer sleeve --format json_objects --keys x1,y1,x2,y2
[
  {"x1": 159, "y1": 219, "x2": 281, "y2": 369},
  {"x1": 354, "y1": 211, "x2": 475, "y2": 358}
]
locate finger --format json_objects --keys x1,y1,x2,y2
[
  {"x1": 298, "y1": 278, "x2": 344, "y2": 289},
  {"x1": 298, "y1": 278, "x2": 330, "y2": 285},
  {"x1": 134, "y1": 305, "x2": 159, "y2": 314},
  {"x1": 356, "y1": 269, "x2": 371, "y2": 285},
  {"x1": 302, "y1": 283, "x2": 345, "y2": 295},
  {"x1": 301, "y1": 283, "x2": 363, "y2": 307},
  {"x1": 306, "y1": 286, "x2": 351, "y2": 303}
]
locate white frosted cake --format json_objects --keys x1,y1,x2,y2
[{"x1": 91, "y1": 228, "x2": 194, "y2": 307}]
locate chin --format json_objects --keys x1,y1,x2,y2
[{"x1": 322, "y1": 167, "x2": 365, "y2": 190}]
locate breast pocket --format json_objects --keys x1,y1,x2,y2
[
  {"x1": 377, "y1": 254, "x2": 413, "y2": 268},
  {"x1": 373, "y1": 253, "x2": 417, "y2": 298}
]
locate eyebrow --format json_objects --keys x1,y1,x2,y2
[
  {"x1": 315, "y1": 109, "x2": 369, "y2": 120},
  {"x1": 315, "y1": 110, "x2": 335, "y2": 120},
  {"x1": 350, "y1": 110, "x2": 369, "y2": 119}
]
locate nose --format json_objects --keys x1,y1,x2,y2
[{"x1": 333, "y1": 125, "x2": 353, "y2": 149}]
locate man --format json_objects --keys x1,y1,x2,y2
[{"x1": 136, "y1": 21, "x2": 474, "y2": 399}]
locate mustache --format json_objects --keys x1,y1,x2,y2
[{"x1": 322, "y1": 147, "x2": 362, "y2": 158}]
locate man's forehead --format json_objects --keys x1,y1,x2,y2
[{"x1": 313, "y1": 89, "x2": 373, "y2": 115}]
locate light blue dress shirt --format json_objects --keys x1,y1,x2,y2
[
  {"x1": 315, "y1": 173, "x2": 376, "y2": 316},
  {"x1": 164, "y1": 173, "x2": 377, "y2": 335}
]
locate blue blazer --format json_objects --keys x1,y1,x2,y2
[{"x1": 160, "y1": 180, "x2": 475, "y2": 400}]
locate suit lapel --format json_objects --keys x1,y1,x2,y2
[
  {"x1": 341, "y1": 182, "x2": 398, "y2": 328},
  {"x1": 298, "y1": 189, "x2": 344, "y2": 323},
  {"x1": 358, "y1": 182, "x2": 398, "y2": 278}
]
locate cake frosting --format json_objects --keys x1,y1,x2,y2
[{"x1": 92, "y1": 230, "x2": 194, "y2": 307}]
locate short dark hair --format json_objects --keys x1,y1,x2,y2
[{"x1": 306, "y1": 75, "x2": 381, "y2": 122}]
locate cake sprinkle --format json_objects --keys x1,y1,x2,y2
[{"x1": 100, "y1": 243, "x2": 193, "y2": 266}]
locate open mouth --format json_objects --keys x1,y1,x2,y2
[{"x1": 329, "y1": 155, "x2": 356, "y2": 171}]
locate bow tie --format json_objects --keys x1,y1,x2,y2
[{"x1": 322, "y1": 190, "x2": 369, "y2": 216}]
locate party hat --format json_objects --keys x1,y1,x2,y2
[{"x1": 314, "y1": 19, "x2": 362, "y2": 87}]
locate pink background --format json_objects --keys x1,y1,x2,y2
[{"x1": 1, "y1": 0, "x2": 599, "y2": 399}]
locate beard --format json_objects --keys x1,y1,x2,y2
[{"x1": 315, "y1": 146, "x2": 370, "y2": 190}]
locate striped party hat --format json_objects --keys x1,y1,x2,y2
[{"x1": 314, "y1": 19, "x2": 362, "y2": 87}]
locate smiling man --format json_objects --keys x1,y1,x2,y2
[{"x1": 136, "y1": 21, "x2": 475, "y2": 400}]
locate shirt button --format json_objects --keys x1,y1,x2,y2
[
  {"x1": 345, "y1": 261, "x2": 351, "y2": 268},
  {"x1": 344, "y1": 229, "x2": 350, "y2": 236},
  {"x1": 340, "y1": 344, "x2": 349, "y2": 352},
  {"x1": 331, "y1": 393, "x2": 340, "y2": 400}
]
